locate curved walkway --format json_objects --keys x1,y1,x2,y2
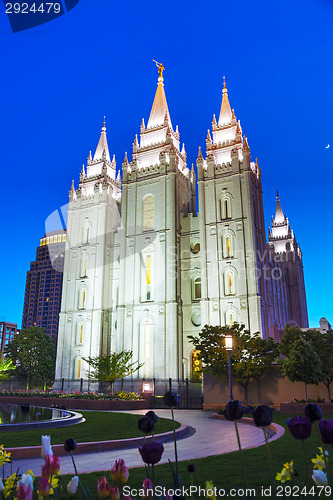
[{"x1": 5, "y1": 410, "x2": 284, "y2": 476}]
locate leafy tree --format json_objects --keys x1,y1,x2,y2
[
  {"x1": 188, "y1": 323, "x2": 279, "y2": 401},
  {"x1": 4, "y1": 326, "x2": 56, "y2": 387},
  {"x1": 0, "y1": 358, "x2": 15, "y2": 381},
  {"x1": 82, "y1": 351, "x2": 143, "y2": 394},
  {"x1": 281, "y1": 325, "x2": 333, "y2": 401},
  {"x1": 282, "y1": 336, "x2": 323, "y2": 401}
]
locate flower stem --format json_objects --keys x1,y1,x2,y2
[
  {"x1": 171, "y1": 407, "x2": 179, "y2": 478},
  {"x1": 234, "y1": 421, "x2": 248, "y2": 488},
  {"x1": 315, "y1": 421, "x2": 328, "y2": 477},
  {"x1": 302, "y1": 439, "x2": 309, "y2": 484},
  {"x1": 152, "y1": 463, "x2": 156, "y2": 500},
  {"x1": 70, "y1": 451, "x2": 90, "y2": 499},
  {"x1": 263, "y1": 428, "x2": 275, "y2": 487}
]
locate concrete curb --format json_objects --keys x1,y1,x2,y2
[
  {"x1": 213, "y1": 414, "x2": 285, "y2": 447},
  {"x1": 8, "y1": 421, "x2": 189, "y2": 459}
]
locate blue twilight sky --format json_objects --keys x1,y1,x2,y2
[{"x1": 0, "y1": 0, "x2": 332, "y2": 329}]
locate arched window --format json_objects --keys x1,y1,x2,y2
[
  {"x1": 226, "y1": 310, "x2": 236, "y2": 326},
  {"x1": 223, "y1": 233, "x2": 234, "y2": 258},
  {"x1": 76, "y1": 322, "x2": 84, "y2": 345},
  {"x1": 79, "y1": 288, "x2": 87, "y2": 309},
  {"x1": 191, "y1": 350, "x2": 202, "y2": 382},
  {"x1": 81, "y1": 255, "x2": 88, "y2": 277},
  {"x1": 221, "y1": 196, "x2": 232, "y2": 220},
  {"x1": 74, "y1": 356, "x2": 83, "y2": 379},
  {"x1": 192, "y1": 277, "x2": 201, "y2": 301},
  {"x1": 82, "y1": 224, "x2": 90, "y2": 245},
  {"x1": 140, "y1": 318, "x2": 154, "y2": 378},
  {"x1": 224, "y1": 270, "x2": 235, "y2": 295},
  {"x1": 141, "y1": 251, "x2": 154, "y2": 302},
  {"x1": 143, "y1": 195, "x2": 154, "y2": 230}
]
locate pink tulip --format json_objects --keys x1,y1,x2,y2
[
  {"x1": 97, "y1": 476, "x2": 111, "y2": 498},
  {"x1": 142, "y1": 478, "x2": 153, "y2": 497},
  {"x1": 42, "y1": 454, "x2": 60, "y2": 476},
  {"x1": 110, "y1": 459, "x2": 129, "y2": 483},
  {"x1": 38, "y1": 476, "x2": 51, "y2": 498},
  {"x1": 17, "y1": 484, "x2": 32, "y2": 500},
  {"x1": 109, "y1": 485, "x2": 120, "y2": 500}
]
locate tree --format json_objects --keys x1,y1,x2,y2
[
  {"x1": 281, "y1": 325, "x2": 333, "y2": 401},
  {"x1": 282, "y1": 336, "x2": 323, "y2": 401},
  {"x1": 4, "y1": 326, "x2": 56, "y2": 387},
  {"x1": 188, "y1": 323, "x2": 279, "y2": 401},
  {"x1": 82, "y1": 351, "x2": 143, "y2": 394},
  {"x1": 0, "y1": 358, "x2": 15, "y2": 381}
]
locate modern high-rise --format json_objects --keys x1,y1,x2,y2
[
  {"x1": 22, "y1": 230, "x2": 66, "y2": 342},
  {"x1": 55, "y1": 67, "x2": 308, "y2": 387},
  {"x1": 0, "y1": 322, "x2": 19, "y2": 359}
]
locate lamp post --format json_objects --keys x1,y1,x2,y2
[{"x1": 225, "y1": 334, "x2": 233, "y2": 402}]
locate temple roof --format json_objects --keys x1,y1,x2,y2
[
  {"x1": 218, "y1": 78, "x2": 232, "y2": 126},
  {"x1": 147, "y1": 67, "x2": 172, "y2": 129},
  {"x1": 94, "y1": 118, "x2": 111, "y2": 162}
]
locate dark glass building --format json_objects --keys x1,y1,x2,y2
[
  {"x1": 22, "y1": 230, "x2": 66, "y2": 343},
  {"x1": 0, "y1": 322, "x2": 19, "y2": 358}
]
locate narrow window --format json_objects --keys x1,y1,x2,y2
[
  {"x1": 193, "y1": 277, "x2": 201, "y2": 300},
  {"x1": 225, "y1": 199, "x2": 229, "y2": 218},
  {"x1": 143, "y1": 195, "x2": 154, "y2": 229},
  {"x1": 82, "y1": 290, "x2": 86, "y2": 308},
  {"x1": 146, "y1": 255, "x2": 151, "y2": 301}
]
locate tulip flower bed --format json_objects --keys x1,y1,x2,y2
[
  {"x1": 1, "y1": 412, "x2": 180, "y2": 449},
  {"x1": 0, "y1": 390, "x2": 142, "y2": 400},
  {"x1": 1, "y1": 396, "x2": 333, "y2": 499}
]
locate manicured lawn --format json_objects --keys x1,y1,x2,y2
[
  {"x1": 2, "y1": 411, "x2": 180, "y2": 448},
  {"x1": 56, "y1": 412, "x2": 333, "y2": 499}
]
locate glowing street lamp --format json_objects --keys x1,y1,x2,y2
[{"x1": 225, "y1": 334, "x2": 233, "y2": 402}]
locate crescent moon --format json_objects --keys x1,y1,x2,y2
[{"x1": 326, "y1": 144, "x2": 330, "y2": 149}]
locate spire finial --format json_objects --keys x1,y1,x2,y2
[
  {"x1": 153, "y1": 59, "x2": 165, "y2": 82},
  {"x1": 102, "y1": 116, "x2": 106, "y2": 131},
  {"x1": 223, "y1": 76, "x2": 227, "y2": 93},
  {"x1": 276, "y1": 189, "x2": 279, "y2": 200}
]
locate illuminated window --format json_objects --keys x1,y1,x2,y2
[
  {"x1": 226, "y1": 310, "x2": 236, "y2": 326},
  {"x1": 223, "y1": 233, "x2": 234, "y2": 258},
  {"x1": 141, "y1": 252, "x2": 154, "y2": 302},
  {"x1": 81, "y1": 255, "x2": 88, "y2": 277},
  {"x1": 79, "y1": 289, "x2": 87, "y2": 309},
  {"x1": 76, "y1": 323, "x2": 84, "y2": 345},
  {"x1": 191, "y1": 350, "x2": 202, "y2": 382},
  {"x1": 224, "y1": 270, "x2": 235, "y2": 296},
  {"x1": 140, "y1": 318, "x2": 154, "y2": 378},
  {"x1": 221, "y1": 196, "x2": 232, "y2": 220},
  {"x1": 74, "y1": 357, "x2": 83, "y2": 379},
  {"x1": 143, "y1": 195, "x2": 154, "y2": 229},
  {"x1": 192, "y1": 277, "x2": 201, "y2": 301}
]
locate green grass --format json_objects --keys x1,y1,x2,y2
[
  {"x1": 2, "y1": 412, "x2": 180, "y2": 448},
  {"x1": 53, "y1": 412, "x2": 333, "y2": 499}
]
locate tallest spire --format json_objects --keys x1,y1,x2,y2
[
  {"x1": 147, "y1": 60, "x2": 172, "y2": 129},
  {"x1": 218, "y1": 77, "x2": 232, "y2": 126},
  {"x1": 94, "y1": 117, "x2": 111, "y2": 162},
  {"x1": 274, "y1": 190, "x2": 285, "y2": 223}
]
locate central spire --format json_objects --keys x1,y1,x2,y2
[
  {"x1": 147, "y1": 60, "x2": 172, "y2": 129},
  {"x1": 218, "y1": 77, "x2": 232, "y2": 126},
  {"x1": 274, "y1": 190, "x2": 285, "y2": 223},
  {"x1": 94, "y1": 117, "x2": 111, "y2": 162}
]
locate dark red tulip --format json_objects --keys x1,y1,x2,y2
[
  {"x1": 163, "y1": 391, "x2": 179, "y2": 408},
  {"x1": 253, "y1": 405, "x2": 272, "y2": 427},
  {"x1": 304, "y1": 403, "x2": 323, "y2": 423},
  {"x1": 224, "y1": 400, "x2": 243, "y2": 421},
  {"x1": 145, "y1": 410, "x2": 158, "y2": 423},
  {"x1": 138, "y1": 416, "x2": 155, "y2": 434},
  {"x1": 64, "y1": 438, "x2": 77, "y2": 452},
  {"x1": 318, "y1": 419, "x2": 333, "y2": 444},
  {"x1": 286, "y1": 416, "x2": 312, "y2": 440},
  {"x1": 139, "y1": 442, "x2": 164, "y2": 464}
]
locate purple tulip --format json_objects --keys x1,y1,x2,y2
[
  {"x1": 318, "y1": 419, "x2": 333, "y2": 444},
  {"x1": 163, "y1": 392, "x2": 179, "y2": 408},
  {"x1": 304, "y1": 403, "x2": 323, "y2": 423},
  {"x1": 286, "y1": 415, "x2": 312, "y2": 440},
  {"x1": 139, "y1": 442, "x2": 164, "y2": 464},
  {"x1": 138, "y1": 416, "x2": 155, "y2": 434},
  {"x1": 145, "y1": 410, "x2": 158, "y2": 423},
  {"x1": 224, "y1": 400, "x2": 243, "y2": 421},
  {"x1": 253, "y1": 405, "x2": 272, "y2": 427}
]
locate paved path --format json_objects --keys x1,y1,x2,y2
[{"x1": 5, "y1": 410, "x2": 284, "y2": 476}]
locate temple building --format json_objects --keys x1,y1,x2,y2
[{"x1": 54, "y1": 66, "x2": 308, "y2": 388}]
